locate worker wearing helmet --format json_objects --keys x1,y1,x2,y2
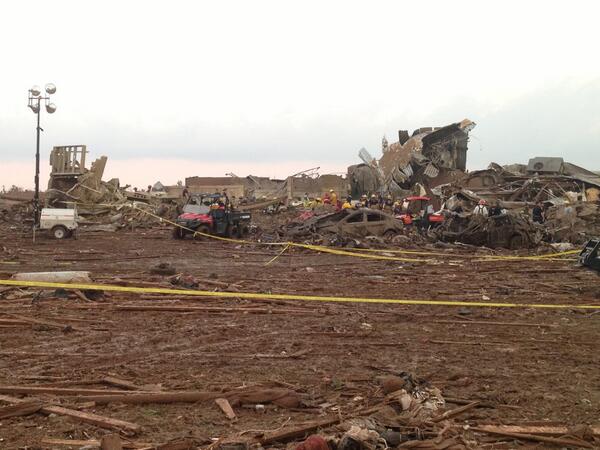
[
  {"x1": 359, "y1": 194, "x2": 368, "y2": 208},
  {"x1": 473, "y1": 199, "x2": 489, "y2": 216},
  {"x1": 368, "y1": 194, "x2": 379, "y2": 209},
  {"x1": 342, "y1": 199, "x2": 353, "y2": 210},
  {"x1": 383, "y1": 194, "x2": 393, "y2": 211},
  {"x1": 329, "y1": 189, "x2": 337, "y2": 206}
]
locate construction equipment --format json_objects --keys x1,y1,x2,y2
[
  {"x1": 172, "y1": 193, "x2": 251, "y2": 239},
  {"x1": 579, "y1": 238, "x2": 600, "y2": 271},
  {"x1": 39, "y1": 207, "x2": 78, "y2": 239}
]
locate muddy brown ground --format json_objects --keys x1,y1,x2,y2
[{"x1": 0, "y1": 223, "x2": 599, "y2": 448}]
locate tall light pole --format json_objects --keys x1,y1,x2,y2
[{"x1": 27, "y1": 84, "x2": 56, "y2": 228}]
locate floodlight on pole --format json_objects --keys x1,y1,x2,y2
[
  {"x1": 27, "y1": 83, "x2": 57, "y2": 230},
  {"x1": 45, "y1": 83, "x2": 56, "y2": 94}
]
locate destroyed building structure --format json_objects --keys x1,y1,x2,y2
[
  {"x1": 348, "y1": 119, "x2": 476, "y2": 204},
  {"x1": 186, "y1": 171, "x2": 349, "y2": 201}
]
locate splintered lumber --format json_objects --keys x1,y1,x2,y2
[
  {"x1": 472, "y1": 426, "x2": 595, "y2": 448},
  {"x1": 102, "y1": 376, "x2": 144, "y2": 391},
  {"x1": 4, "y1": 314, "x2": 83, "y2": 331},
  {"x1": 432, "y1": 320, "x2": 557, "y2": 328},
  {"x1": 258, "y1": 417, "x2": 342, "y2": 445},
  {"x1": 78, "y1": 387, "x2": 300, "y2": 407},
  {"x1": 41, "y1": 439, "x2": 152, "y2": 449},
  {"x1": 431, "y1": 401, "x2": 480, "y2": 422},
  {"x1": 258, "y1": 405, "x2": 383, "y2": 445},
  {"x1": 215, "y1": 398, "x2": 236, "y2": 419},
  {"x1": 113, "y1": 305, "x2": 309, "y2": 314},
  {"x1": 0, "y1": 385, "x2": 152, "y2": 396},
  {"x1": 0, "y1": 394, "x2": 140, "y2": 432},
  {"x1": 0, "y1": 400, "x2": 42, "y2": 419},
  {"x1": 474, "y1": 424, "x2": 600, "y2": 437},
  {"x1": 79, "y1": 391, "x2": 219, "y2": 405}
]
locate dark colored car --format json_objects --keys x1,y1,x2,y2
[{"x1": 287, "y1": 208, "x2": 403, "y2": 238}]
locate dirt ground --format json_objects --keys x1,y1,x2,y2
[{"x1": 0, "y1": 222, "x2": 599, "y2": 449}]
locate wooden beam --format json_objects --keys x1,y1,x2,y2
[
  {"x1": 0, "y1": 401, "x2": 42, "y2": 419},
  {"x1": 41, "y1": 439, "x2": 151, "y2": 449},
  {"x1": 432, "y1": 320, "x2": 557, "y2": 328},
  {"x1": 0, "y1": 394, "x2": 140, "y2": 432},
  {"x1": 78, "y1": 391, "x2": 219, "y2": 405},
  {"x1": 215, "y1": 398, "x2": 236, "y2": 420},
  {"x1": 431, "y1": 401, "x2": 480, "y2": 423},
  {"x1": 0, "y1": 385, "x2": 153, "y2": 396},
  {"x1": 472, "y1": 427, "x2": 595, "y2": 448},
  {"x1": 474, "y1": 424, "x2": 600, "y2": 437}
]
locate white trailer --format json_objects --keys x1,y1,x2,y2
[{"x1": 39, "y1": 208, "x2": 78, "y2": 239}]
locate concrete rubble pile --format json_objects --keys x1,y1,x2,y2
[
  {"x1": 349, "y1": 119, "x2": 475, "y2": 203},
  {"x1": 44, "y1": 145, "x2": 180, "y2": 230},
  {"x1": 346, "y1": 121, "x2": 600, "y2": 246}
]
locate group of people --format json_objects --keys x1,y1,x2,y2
[{"x1": 471, "y1": 199, "x2": 546, "y2": 223}]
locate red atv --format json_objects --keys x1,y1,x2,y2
[{"x1": 173, "y1": 193, "x2": 251, "y2": 239}]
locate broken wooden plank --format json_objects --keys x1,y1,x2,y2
[
  {"x1": 102, "y1": 376, "x2": 144, "y2": 391},
  {"x1": 112, "y1": 305, "x2": 310, "y2": 314},
  {"x1": 431, "y1": 401, "x2": 480, "y2": 423},
  {"x1": 41, "y1": 439, "x2": 152, "y2": 449},
  {"x1": 0, "y1": 385, "x2": 152, "y2": 396},
  {"x1": 0, "y1": 394, "x2": 140, "y2": 432},
  {"x1": 472, "y1": 426, "x2": 594, "y2": 448},
  {"x1": 0, "y1": 400, "x2": 42, "y2": 419},
  {"x1": 258, "y1": 405, "x2": 383, "y2": 445},
  {"x1": 215, "y1": 398, "x2": 236, "y2": 420},
  {"x1": 78, "y1": 391, "x2": 219, "y2": 405},
  {"x1": 4, "y1": 313, "x2": 84, "y2": 331},
  {"x1": 432, "y1": 320, "x2": 557, "y2": 328},
  {"x1": 474, "y1": 424, "x2": 600, "y2": 437}
]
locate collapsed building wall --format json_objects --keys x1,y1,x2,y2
[{"x1": 349, "y1": 119, "x2": 476, "y2": 198}]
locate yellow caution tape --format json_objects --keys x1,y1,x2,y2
[
  {"x1": 341, "y1": 247, "x2": 579, "y2": 260},
  {"x1": 0, "y1": 279, "x2": 598, "y2": 310},
  {"x1": 131, "y1": 204, "x2": 426, "y2": 262},
  {"x1": 127, "y1": 204, "x2": 577, "y2": 263}
]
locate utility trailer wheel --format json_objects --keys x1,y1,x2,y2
[{"x1": 52, "y1": 225, "x2": 68, "y2": 240}]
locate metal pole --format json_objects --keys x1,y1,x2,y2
[{"x1": 33, "y1": 98, "x2": 41, "y2": 228}]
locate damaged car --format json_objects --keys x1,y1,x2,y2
[
  {"x1": 287, "y1": 208, "x2": 403, "y2": 238},
  {"x1": 435, "y1": 213, "x2": 542, "y2": 249}
]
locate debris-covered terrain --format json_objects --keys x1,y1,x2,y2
[
  {"x1": 2, "y1": 119, "x2": 600, "y2": 449},
  {"x1": 1, "y1": 220, "x2": 599, "y2": 449}
]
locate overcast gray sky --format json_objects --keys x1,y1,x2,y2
[{"x1": 1, "y1": 0, "x2": 599, "y2": 188}]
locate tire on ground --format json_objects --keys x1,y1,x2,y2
[{"x1": 51, "y1": 225, "x2": 68, "y2": 240}]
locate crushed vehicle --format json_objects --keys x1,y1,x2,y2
[
  {"x1": 287, "y1": 208, "x2": 403, "y2": 238},
  {"x1": 172, "y1": 193, "x2": 251, "y2": 239},
  {"x1": 435, "y1": 213, "x2": 542, "y2": 249},
  {"x1": 579, "y1": 238, "x2": 600, "y2": 271},
  {"x1": 396, "y1": 196, "x2": 444, "y2": 228}
]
